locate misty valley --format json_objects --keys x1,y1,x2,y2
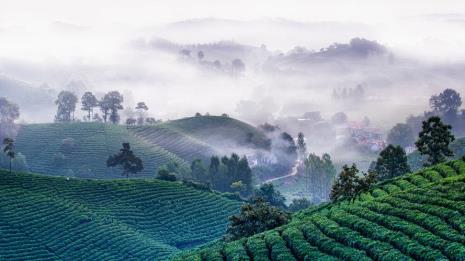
[{"x1": 1, "y1": 1, "x2": 465, "y2": 260}]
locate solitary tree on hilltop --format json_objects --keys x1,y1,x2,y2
[
  {"x1": 107, "y1": 143, "x2": 143, "y2": 178},
  {"x1": 135, "y1": 102, "x2": 149, "y2": 125},
  {"x1": 55, "y1": 91, "x2": 78, "y2": 122},
  {"x1": 415, "y1": 116, "x2": 455, "y2": 166},
  {"x1": 3, "y1": 138, "x2": 15, "y2": 174},
  {"x1": 373, "y1": 144, "x2": 410, "y2": 180},
  {"x1": 81, "y1": 92, "x2": 98, "y2": 121}
]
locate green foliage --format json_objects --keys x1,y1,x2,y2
[
  {"x1": 178, "y1": 159, "x2": 465, "y2": 260},
  {"x1": 55, "y1": 90, "x2": 78, "y2": 122},
  {"x1": 191, "y1": 159, "x2": 207, "y2": 182},
  {"x1": 156, "y1": 167, "x2": 177, "y2": 181},
  {"x1": 0, "y1": 170, "x2": 242, "y2": 260},
  {"x1": 330, "y1": 164, "x2": 377, "y2": 201},
  {"x1": 164, "y1": 115, "x2": 270, "y2": 150},
  {"x1": 106, "y1": 143, "x2": 143, "y2": 178},
  {"x1": 288, "y1": 198, "x2": 313, "y2": 212},
  {"x1": 374, "y1": 144, "x2": 410, "y2": 180},
  {"x1": 100, "y1": 91, "x2": 123, "y2": 124},
  {"x1": 208, "y1": 154, "x2": 253, "y2": 196},
  {"x1": 225, "y1": 197, "x2": 290, "y2": 241},
  {"x1": 3, "y1": 137, "x2": 15, "y2": 173},
  {"x1": 304, "y1": 153, "x2": 336, "y2": 202},
  {"x1": 415, "y1": 116, "x2": 455, "y2": 166},
  {"x1": 14, "y1": 123, "x2": 189, "y2": 178},
  {"x1": 408, "y1": 136, "x2": 465, "y2": 171},
  {"x1": 253, "y1": 183, "x2": 286, "y2": 209},
  {"x1": 387, "y1": 123, "x2": 414, "y2": 148},
  {"x1": 430, "y1": 88, "x2": 462, "y2": 117},
  {"x1": 81, "y1": 91, "x2": 98, "y2": 121}
]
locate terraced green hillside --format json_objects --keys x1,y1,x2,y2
[
  {"x1": 15, "y1": 123, "x2": 190, "y2": 178},
  {"x1": 15, "y1": 116, "x2": 268, "y2": 179},
  {"x1": 175, "y1": 160, "x2": 465, "y2": 260},
  {"x1": 162, "y1": 116, "x2": 270, "y2": 150},
  {"x1": 130, "y1": 124, "x2": 217, "y2": 163},
  {"x1": 0, "y1": 171, "x2": 242, "y2": 260}
]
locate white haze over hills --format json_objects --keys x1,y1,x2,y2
[{"x1": 0, "y1": 0, "x2": 465, "y2": 128}]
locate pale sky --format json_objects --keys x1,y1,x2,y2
[{"x1": 1, "y1": 0, "x2": 464, "y2": 27}]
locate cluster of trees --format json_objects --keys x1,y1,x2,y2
[
  {"x1": 55, "y1": 90, "x2": 157, "y2": 125},
  {"x1": 55, "y1": 90, "x2": 122, "y2": 123},
  {"x1": 332, "y1": 115, "x2": 456, "y2": 202},
  {"x1": 375, "y1": 116, "x2": 455, "y2": 179},
  {"x1": 198, "y1": 154, "x2": 253, "y2": 196},
  {"x1": 390, "y1": 88, "x2": 464, "y2": 146},
  {"x1": 179, "y1": 49, "x2": 245, "y2": 74},
  {"x1": 154, "y1": 153, "x2": 254, "y2": 197},
  {"x1": 225, "y1": 182, "x2": 313, "y2": 240},
  {"x1": 225, "y1": 197, "x2": 290, "y2": 241},
  {"x1": 303, "y1": 153, "x2": 337, "y2": 203}
]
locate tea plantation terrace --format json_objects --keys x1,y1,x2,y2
[
  {"x1": 0, "y1": 171, "x2": 242, "y2": 260},
  {"x1": 175, "y1": 160, "x2": 465, "y2": 260}
]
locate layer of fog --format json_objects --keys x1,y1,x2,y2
[{"x1": 1, "y1": 6, "x2": 465, "y2": 136}]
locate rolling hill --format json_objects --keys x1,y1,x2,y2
[
  {"x1": 14, "y1": 116, "x2": 268, "y2": 179},
  {"x1": 174, "y1": 159, "x2": 465, "y2": 260},
  {"x1": 0, "y1": 171, "x2": 242, "y2": 260},
  {"x1": 160, "y1": 115, "x2": 270, "y2": 150},
  {"x1": 15, "y1": 122, "x2": 190, "y2": 179}
]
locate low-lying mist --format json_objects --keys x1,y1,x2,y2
[{"x1": 1, "y1": 13, "x2": 464, "y2": 138}]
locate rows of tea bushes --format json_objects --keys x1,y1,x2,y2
[
  {"x1": 15, "y1": 123, "x2": 188, "y2": 179},
  {"x1": 130, "y1": 124, "x2": 216, "y2": 162},
  {"x1": 0, "y1": 170, "x2": 242, "y2": 260},
  {"x1": 164, "y1": 116, "x2": 270, "y2": 150},
  {"x1": 174, "y1": 160, "x2": 465, "y2": 260}
]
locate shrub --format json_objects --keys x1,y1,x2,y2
[
  {"x1": 225, "y1": 197, "x2": 290, "y2": 241},
  {"x1": 156, "y1": 168, "x2": 177, "y2": 181}
]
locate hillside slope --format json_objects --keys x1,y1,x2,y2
[
  {"x1": 15, "y1": 123, "x2": 190, "y2": 179},
  {"x1": 175, "y1": 160, "x2": 465, "y2": 260},
  {"x1": 0, "y1": 171, "x2": 242, "y2": 260},
  {"x1": 15, "y1": 116, "x2": 268, "y2": 179},
  {"x1": 162, "y1": 116, "x2": 270, "y2": 150}
]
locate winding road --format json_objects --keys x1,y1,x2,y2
[{"x1": 263, "y1": 159, "x2": 302, "y2": 184}]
